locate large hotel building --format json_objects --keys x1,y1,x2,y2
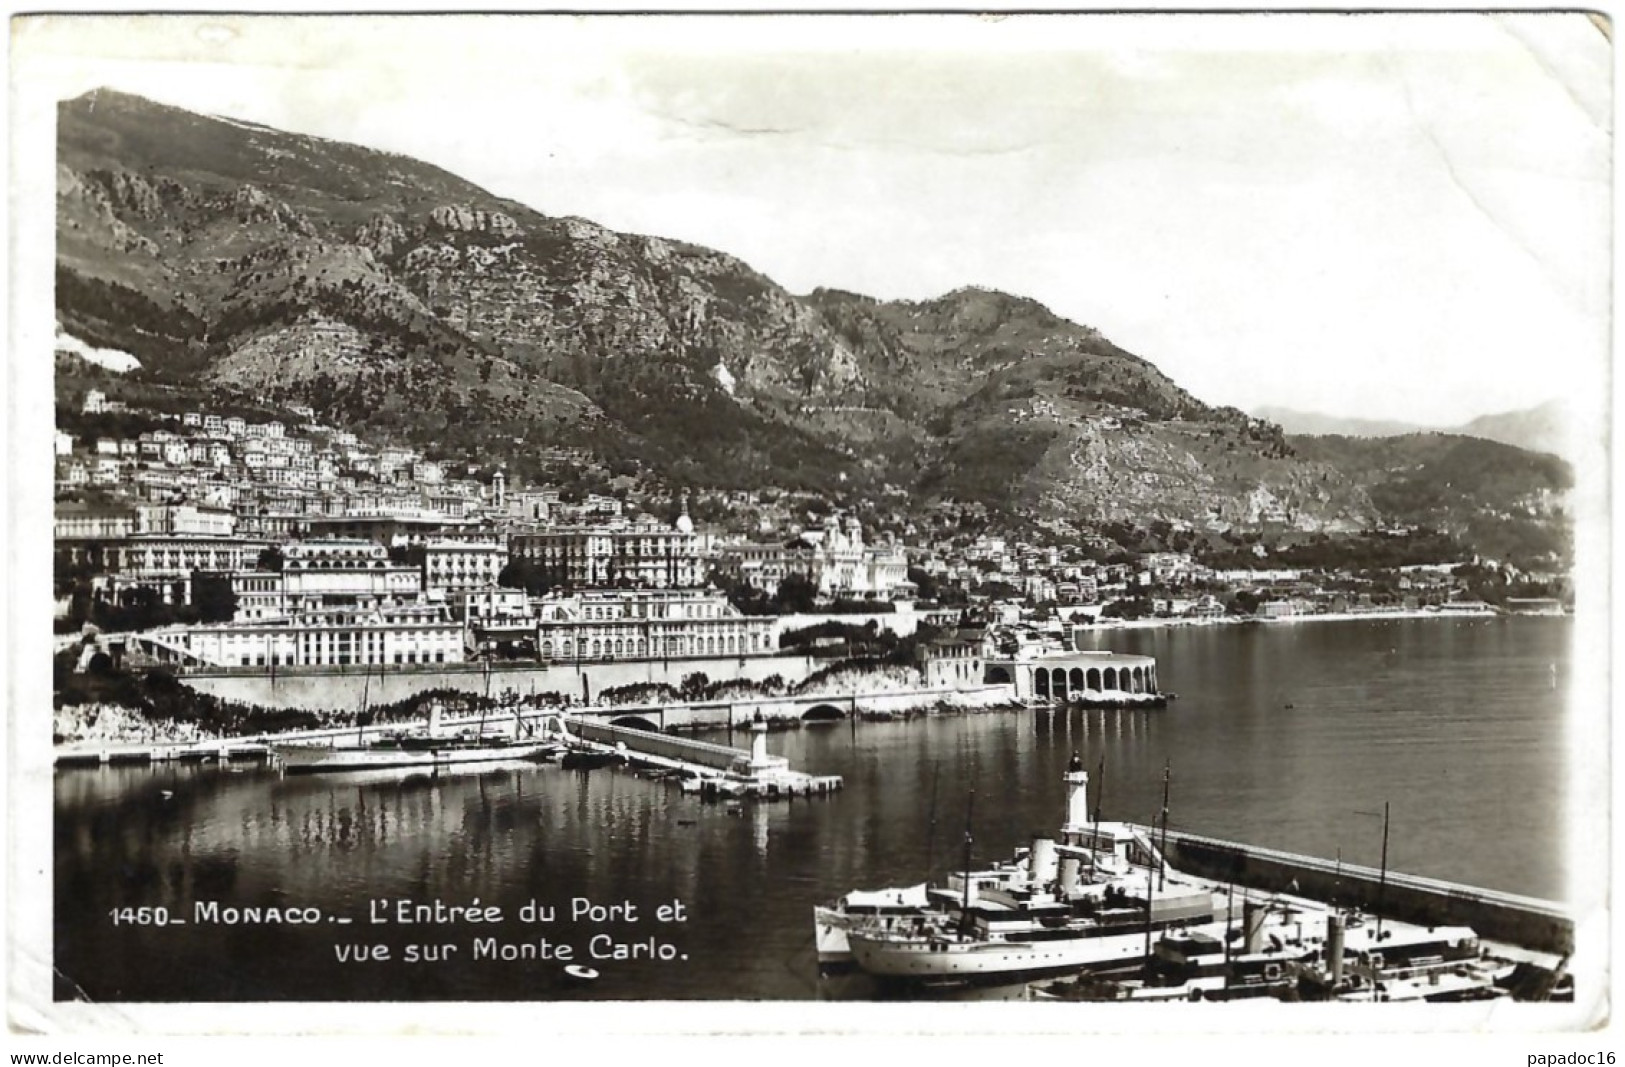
[
  {"x1": 149, "y1": 539, "x2": 463, "y2": 669},
  {"x1": 508, "y1": 513, "x2": 704, "y2": 589},
  {"x1": 158, "y1": 604, "x2": 463, "y2": 669},
  {"x1": 529, "y1": 589, "x2": 778, "y2": 663}
]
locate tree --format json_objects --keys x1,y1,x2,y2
[
  {"x1": 257, "y1": 545, "x2": 285, "y2": 572},
  {"x1": 679, "y1": 672, "x2": 711, "y2": 702},
  {"x1": 498, "y1": 558, "x2": 555, "y2": 597},
  {"x1": 907, "y1": 566, "x2": 940, "y2": 601},
  {"x1": 1228, "y1": 590, "x2": 1262, "y2": 616},
  {"x1": 773, "y1": 573, "x2": 818, "y2": 614},
  {"x1": 1101, "y1": 596, "x2": 1154, "y2": 621},
  {"x1": 709, "y1": 569, "x2": 771, "y2": 616},
  {"x1": 191, "y1": 574, "x2": 239, "y2": 623}
]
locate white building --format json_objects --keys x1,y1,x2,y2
[
  {"x1": 159, "y1": 604, "x2": 463, "y2": 668},
  {"x1": 528, "y1": 589, "x2": 778, "y2": 663},
  {"x1": 462, "y1": 587, "x2": 533, "y2": 626},
  {"x1": 510, "y1": 512, "x2": 704, "y2": 590},
  {"x1": 103, "y1": 534, "x2": 271, "y2": 604},
  {"x1": 280, "y1": 539, "x2": 423, "y2": 612},
  {"x1": 423, "y1": 540, "x2": 507, "y2": 595}
]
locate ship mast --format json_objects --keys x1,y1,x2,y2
[
  {"x1": 957, "y1": 789, "x2": 975, "y2": 941},
  {"x1": 924, "y1": 762, "x2": 940, "y2": 880},
  {"x1": 1091, "y1": 754, "x2": 1103, "y2": 877},
  {"x1": 1142, "y1": 864, "x2": 1155, "y2": 980},
  {"x1": 1158, "y1": 759, "x2": 1171, "y2": 891},
  {"x1": 356, "y1": 662, "x2": 371, "y2": 747},
  {"x1": 478, "y1": 654, "x2": 492, "y2": 740},
  {"x1": 1376, "y1": 801, "x2": 1390, "y2": 942}
]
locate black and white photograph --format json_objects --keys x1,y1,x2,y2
[{"x1": 6, "y1": 9, "x2": 1612, "y2": 1049}]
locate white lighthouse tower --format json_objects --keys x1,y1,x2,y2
[
  {"x1": 1057, "y1": 751, "x2": 1092, "y2": 895},
  {"x1": 1063, "y1": 751, "x2": 1090, "y2": 834}
]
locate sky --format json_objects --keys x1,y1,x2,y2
[{"x1": 13, "y1": 12, "x2": 1613, "y2": 427}]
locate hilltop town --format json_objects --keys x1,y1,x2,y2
[{"x1": 54, "y1": 377, "x2": 1571, "y2": 696}]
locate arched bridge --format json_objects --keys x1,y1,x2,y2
[{"x1": 569, "y1": 685, "x2": 1008, "y2": 731}]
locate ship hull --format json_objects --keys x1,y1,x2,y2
[
  {"x1": 849, "y1": 924, "x2": 1196, "y2": 985},
  {"x1": 275, "y1": 742, "x2": 553, "y2": 774}
]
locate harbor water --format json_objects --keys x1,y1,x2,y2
[{"x1": 53, "y1": 616, "x2": 1575, "y2": 1001}]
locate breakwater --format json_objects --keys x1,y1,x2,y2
[{"x1": 1161, "y1": 828, "x2": 1573, "y2": 956}]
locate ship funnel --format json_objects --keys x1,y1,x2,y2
[
  {"x1": 1326, "y1": 913, "x2": 1346, "y2": 987},
  {"x1": 1243, "y1": 900, "x2": 1267, "y2": 955},
  {"x1": 1059, "y1": 856, "x2": 1081, "y2": 895},
  {"x1": 1029, "y1": 836, "x2": 1058, "y2": 886},
  {"x1": 427, "y1": 701, "x2": 443, "y2": 735}
]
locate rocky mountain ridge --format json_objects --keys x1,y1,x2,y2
[{"x1": 55, "y1": 89, "x2": 1569, "y2": 551}]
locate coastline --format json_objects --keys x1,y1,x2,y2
[
  {"x1": 53, "y1": 610, "x2": 1558, "y2": 749},
  {"x1": 1080, "y1": 607, "x2": 1551, "y2": 633}
]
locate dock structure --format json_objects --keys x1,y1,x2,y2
[
  {"x1": 561, "y1": 715, "x2": 842, "y2": 799},
  {"x1": 1157, "y1": 827, "x2": 1574, "y2": 957},
  {"x1": 54, "y1": 739, "x2": 272, "y2": 766}
]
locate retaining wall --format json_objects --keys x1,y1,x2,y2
[{"x1": 180, "y1": 655, "x2": 819, "y2": 712}]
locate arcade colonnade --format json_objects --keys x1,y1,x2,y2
[{"x1": 991, "y1": 653, "x2": 1160, "y2": 702}]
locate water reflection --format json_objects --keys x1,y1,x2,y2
[{"x1": 55, "y1": 617, "x2": 1571, "y2": 1001}]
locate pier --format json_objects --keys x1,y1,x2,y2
[
  {"x1": 1157, "y1": 827, "x2": 1573, "y2": 956},
  {"x1": 55, "y1": 702, "x2": 847, "y2": 800},
  {"x1": 561, "y1": 716, "x2": 843, "y2": 799},
  {"x1": 53, "y1": 739, "x2": 273, "y2": 766}
]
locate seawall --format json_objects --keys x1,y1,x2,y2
[
  {"x1": 1161, "y1": 828, "x2": 1573, "y2": 956},
  {"x1": 180, "y1": 655, "x2": 820, "y2": 712}
]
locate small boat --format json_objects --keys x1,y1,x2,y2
[
  {"x1": 563, "y1": 965, "x2": 599, "y2": 981},
  {"x1": 814, "y1": 883, "x2": 933, "y2": 969},
  {"x1": 560, "y1": 748, "x2": 623, "y2": 771},
  {"x1": 275, "y1": 734, "x2": 555, "y2": 775}
]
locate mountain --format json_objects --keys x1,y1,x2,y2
[
  {"x1": 1256, "y1": 401, "x2": 1574, "y2": 461},
  {"x1": 55, "y1": 89, "x2": 1569, "y2": 553},
  {"x1": 1252, "y1": 406, "x2": 1430, "y2": 439},
  {"x1": 1452, "y1": 401, "x2": 1571, "y2": 460},
  {"x1": 1289, "y1": 433, "x2": 1572, "y2": 564}
]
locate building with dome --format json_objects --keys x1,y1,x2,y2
[{"x1": 718, "y1": 515, "x2": 909, "y2": 600}]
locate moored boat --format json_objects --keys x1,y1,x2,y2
[
  {"x1": 847, "y1": 876, "x2": 1222, "y2": 985},
  {"x1": 273, "y1": 702, "x2": 559, "y2": 775},
  {"x1": 814, "y1": 883, "x2": 933, "y2": 969},
  {"x1": 842, "y1": 754, "x2": 1227, "y2": 986},
  {"x1": 274, "y1": 735, "x2": 556, "y2": 774},
  {"x1": 560, "y1": 747, "x2": 625, "y2": 771}
]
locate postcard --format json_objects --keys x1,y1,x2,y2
[{"x1": 7, "y1": 10, "x2": 1611, "y2": 1052}]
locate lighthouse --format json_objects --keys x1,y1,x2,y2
[
  {"x1": 1056, "y1": 752, "x2": 1092, "y2": 894},
  {"x1": 1063, "y1": 751, "x2": 1090, "y2": 833},
  {"x1": 750, "y1": 711, "x2": 769, "y2": 768}
]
